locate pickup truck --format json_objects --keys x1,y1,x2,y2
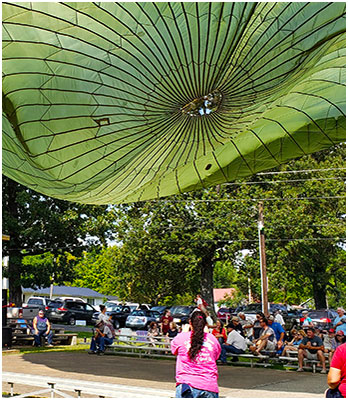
[
  {"x1": 7, "y1": 306, "x2": 37, "y2": 322},
  {"x1": 7, "y1": 297, "x2": 50, "y2": 322}
]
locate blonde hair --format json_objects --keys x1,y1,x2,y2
[{"x1": 298, "y1": 329, "x2": 306, "y2": 337}]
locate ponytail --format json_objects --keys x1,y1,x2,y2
[{"x1": 188, "y1": 311, "x2": 207, "y2": 360}]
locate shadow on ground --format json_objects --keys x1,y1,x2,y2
[{"x1": 18, "y1": 352, "x2": 327, "y2": 395}]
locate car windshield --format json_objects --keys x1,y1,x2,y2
[
  {"x1": 151, "y1": 306, "x2": 166, "y2": 312},
  {"x1": 107, "y1": 305, "x2": 122, "y2": 312},
  {"x1": 48, "y1": 301, "x2": 62, "y2": 308},
  {"x1": 130, "y1": 310, "x2": 146, "y2": 316},
  {"x1": 170, "y1": 306, "x2": 191, "y2": 316},
  {"x1": 308, "y1": 311, "x2": 328, "y2": 319},
  {"x1": 28, "y1": 298, "x2": 44, "y2": 305},
  {"x1": 243, "y1": 304, "x2": 261, "y2": 313}
]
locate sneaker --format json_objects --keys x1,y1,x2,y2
[
  {"x1": 97, "y1": 351, "x2": 105, "y2": 356},
  {"x1": 47, "y1": 344, "x2": 54, "y2": 347},
  {"x1": 88, "y1": 351, "x2": 97, "y2": 355},
  {"x1": 296, "y1": 368, "x2": 304, "y2": 372},
  {"x1": 320, "y1": 370, "x2": 327, "y2": 374}
]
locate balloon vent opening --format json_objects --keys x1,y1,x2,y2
[{"x1": 181, "y1": 90, "x2": 222, "y2": 117}]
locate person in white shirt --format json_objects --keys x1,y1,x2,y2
[
  {"x1": 238, "y1": 312, "x2": 254, "y2": 339},
  {"x1": 97, "y1": 304, "x2": 113, "y2": 325},
  {"x1": 219, "y1": 323, "x2": 246, "y2": 364},
  {"x1": 274, "y1": 310, "x2": 285, "y2": 328}
]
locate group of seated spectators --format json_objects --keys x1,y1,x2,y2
[{"x1": 209, "y1": 311, "x2": 346, "y2": 372}]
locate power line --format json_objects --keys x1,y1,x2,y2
[
  {"x1": 155, "y1": 222, "x2": 346, "y2": 230},
  {"x1": 223, "y1": 176, "x2": 346, "y2": 186},
  {"x1": 157, "y1": 196, "x2": 345, "y2": 203},
  {"x1": 4, "y1": 236, "x2": 345, "y2": 253},
  {"x1": 255, "y1": 167, "x2": 346, "y2": 175}
]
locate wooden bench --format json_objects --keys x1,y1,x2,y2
[{"x1": 10, "y1": 321, "x2": 77, "y2": 346}]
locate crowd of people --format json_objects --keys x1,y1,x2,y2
[
  {"x1": 169, "y1": 299, "x2": 346, "y2": 398},
  {"x1": 31, "y1": 298, "x2": 345, "y2": 398}
]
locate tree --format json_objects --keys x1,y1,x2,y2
[
  {"x1": 229, "y1": 144, "x2": 346, "y2": 308},
  {"x1": 2, "y1": 176, "x2": 109, "y2": 304},
  {"x1": 101, "y1": 145, "x2": 345, "y2": 310}
]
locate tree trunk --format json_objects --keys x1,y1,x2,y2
[
  {"x1": 200, "y1": 250, "x2": 216, "y2": 320},
  {"x1": 312, "y1": 277, "x2": 328, "y2": 309},
  {"x1": 8, "y1": 251, "x2": 23, "y2": 306},
  {"x1": 5, "y1": 178, "x2": 23, "y2": 306}
]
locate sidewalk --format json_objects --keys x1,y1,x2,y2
[{"x1": 3, "y1": 350, "x2": 327, "y2": 398}]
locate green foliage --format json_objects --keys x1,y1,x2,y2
[
  {"x1": 2, "y1": 144, "x2": 345, "y2": 309},
  {"x1": 218, "y1": 290, "x2": 246, "y2": 308},
  {"x1": 2, "y1": 176, "x2": 110, "y2": 303}
]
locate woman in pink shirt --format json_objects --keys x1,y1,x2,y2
[{"x1": 171, "y1": 310, "x2": 221, "y2": 398}]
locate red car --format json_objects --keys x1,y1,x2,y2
[{"x1": 217, "y1": 307, "x2": 234, "y2": 322}]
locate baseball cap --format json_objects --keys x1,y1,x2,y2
[
  {"x1": 268, "y1": 315, "x2": 275, "y2": 321},
  {"x1": 231, "y1": 316, "x2": 239, "y2": 322},
  {"x1": 329, "y1": 328, "x2": 335, "y2": 333},
  {"x1": 336, "y1": 330, "x2": 345, "y2": 336}
]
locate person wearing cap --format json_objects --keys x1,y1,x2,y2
[
  {"x1": 297, "y1": 327, "x2": 327, "y2": 373},
  {"x1": 33, "y1": 309, "x2": 54, "y2": 347},
  {"x1": 333, "y1": 308, "x2": 346, "y2": 335},
  {"x1": 302, "y1": 310, "x2": 314, "y2": 328},
  {"x1": 267, "y1": 315, "x2": 285, "y2": 353},
  {"x1": 323, "y1": 329, "x2": 339, "y2": 363},
  {"x1": 237, "y1": 312, "x2": 254, "y2": 340},
  {"x1": 219, "y1": 321, "x2": 247, "y2": 364},
  {"x1": 335, "y1": 330, "x2": 346, "y2": 347},
  {"x1": 230, "y1": 316, "x2": 245, "y2": 338}
]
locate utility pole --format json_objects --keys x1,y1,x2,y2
[{"x1": 258, "y1": 202, "x2": 268, "y2": 316}]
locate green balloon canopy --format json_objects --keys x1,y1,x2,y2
[{"x1": 2, "y1": 2, "x2": 346, "y2": 204}]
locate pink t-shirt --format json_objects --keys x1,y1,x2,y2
[
  {"x1": 171, "y1": 331, "x2": 221, "y2": 393},
  {"x1": 330, "y1": 343, "x2": 346, "y2": 397}
]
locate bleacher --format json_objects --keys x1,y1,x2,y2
[{"x1": 99, "y1": 329, "x2": 329, "y2": 373}]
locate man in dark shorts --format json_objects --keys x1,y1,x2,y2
[{"x1": 297, "y1": 327, "x2": 327, "y2": 373}]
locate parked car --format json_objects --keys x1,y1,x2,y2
[
  {"x1": 217, "y1": 307, "x2": 234, "y2": 322},
  {"x1": 302, "y1": 309, "x2": 339, "y2": 330},
  {"x1": 22, "y1": 297, "x2": 51, "y2": 310},
  {"x1": 242, "y1": 303, "x2": 299, "y2": 331},
  {"x1": 108, "y1": 305, "x2": 137, "y2": 329},
  {"x1": 46, "y1": 299, "x2": 97, "y2": 325},
  {"x1": 53, "y1": 297, "x2": 86, "y2": 303},
  {"x1": 91, "y1": 303, "x2": 123, "y2": 325},
  {"x1": 150, "y1": 305, "x2": 169, "y2": 317},
  {"x1": 125, "y1": 309, "x2": 161, "y2": 330},
  {"x1": 232, "y1": 305, "x2": 246, "y2": 316},
  {"x1": 170, "y1": 305, "x2": 196, "y2": 325}
]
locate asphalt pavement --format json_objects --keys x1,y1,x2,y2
[{"x1": 2, "y1": 350, "x2": 328, "y2": 398}]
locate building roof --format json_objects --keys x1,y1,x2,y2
[
  {"x1": 213, "y1": 288, "x2": 236, "y2": 303},
  {"x1": 22, "y1": 285, "x2": 108, "y2": 299}
]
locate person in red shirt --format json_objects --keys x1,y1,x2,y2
[
  {"x1": 212, "y1": 319, "x2": 227, "y2": 345},
  {"x1": 326, "y1": 342, "x2": 346, "y2": 398},
  {"x1": 160, "y1": 309, "x2": 173, "y2": 335}
]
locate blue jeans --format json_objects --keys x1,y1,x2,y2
[
  {"x1": 175, "y1": 384, "x2": 218, "y2": 398},
  {"x1": 219, "y1": 344, "x2": 244, "y2": 363},
  {"x1": 34, "y1": 330, "x2": 53, "y2": 346},
  {"x1": 90, "y1": 336, "x2": 113, "y2": 352}
]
